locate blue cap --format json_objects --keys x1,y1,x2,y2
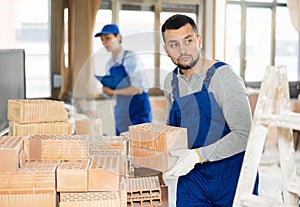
[{"x1": 94, "y1": 24, "x2": 120, "y2": 37}]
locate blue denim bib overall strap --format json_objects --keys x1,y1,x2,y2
[
  {"x1": 169, "y1": 62, "x2": 258, "y2": 206},
  {"x1": 109, "y1": 51, "x2": 152, "y2": 135}
]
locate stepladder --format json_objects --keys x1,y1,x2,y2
[{"x1": 233, "y1": 65, "x2": 300, "y2": 207}]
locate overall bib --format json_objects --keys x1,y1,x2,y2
[
  {"x1": 169, "y1": 62, "x2": 258, "y2": 206},
  {"x1": 109, "y1": 51, "x2": 152, "y2": 135}
]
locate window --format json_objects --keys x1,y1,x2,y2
[
  {"x1": 119, "y1": 10, "x2": 156, "y2": 88},
  {"x1": 276, "y1": 7, "x2": 299, "y2": 81},
  {"x1": 225, "y1": 0, "x2": 300, "y2": 86},
  {"x1": 92, "y1": 1, "x2": 200, "y2": 89},
  {"x1": 0, "y1": 0, "x2": 51, "y2": 98},
  {"x1": 245, "y1": 7, "x2": 272, "y2": 82}
]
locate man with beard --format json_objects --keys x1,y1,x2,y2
[{"x1": 161, "y1": 14, "x2": 259, "y2": 206}]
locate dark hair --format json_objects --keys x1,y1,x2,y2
[{"x1": 161, "y1": 14, "x2": 198, "y2": 42}]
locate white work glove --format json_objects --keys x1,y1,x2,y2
[{"x1": 164, "y1": 149, "x2": 202, "y2": 177}]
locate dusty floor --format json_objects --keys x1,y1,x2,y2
[{"x1": 258, "y1": 150, "x2": 300, "y2": 204}]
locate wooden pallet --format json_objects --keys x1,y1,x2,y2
[{"x1": 233, "y1": 65, "x2": 300, "y2": 206}]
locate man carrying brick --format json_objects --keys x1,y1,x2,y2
[{"x1": 161, "y1": 14, "x2": 259, "y2": 206}]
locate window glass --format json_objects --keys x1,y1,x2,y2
[
  {"x1": 93, "y1": 9, "x2": 112, "y2": 52},
  {"x1": 275, "y1": 7, "x2": 299, "y2": 81},
  {"x1": 119, "y1": 10, "x2": 156, "y2": 87},
  {"x1": 225, "y1": 4, "x2": 241, "y2": 76},
  {"x1": 245, "y1": 0, "x2": 273, "y2": 2},
  {"x1": 245, "y1": 8, "x2": 272, "y2": 82},
  {"x1": 277, "y1": 0, "x2": 286, "y2": 3},
  {"x1": 0, "y1": 0, "x2": 50, "y2": 98}
]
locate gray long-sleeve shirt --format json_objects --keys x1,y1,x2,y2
[{"x1": 163, "y1": 64, "x2": 252, "y2": 162}]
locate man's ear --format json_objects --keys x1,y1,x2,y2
[
  {"x1": 116, "y1": 34, "x2": 122, "y2": 43},
  {"x1": 197, "y1": 34, "x2": 203, "y2": 48}
]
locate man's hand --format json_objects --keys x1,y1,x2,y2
[
  {"x1": 164, "y1": 149, "x2": 200, "y2": 177},
  {"x1": 102, "y1": 87, "x2": 114, "y2": 96}
]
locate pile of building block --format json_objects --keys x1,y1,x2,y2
[
  {"x1": 8, "y1": 99, "x2": 72, "y2": 136},
  {"x1": 126, "y1": 176, "x2": 162, "y2": 206},
  {"x1": 0, "y1": 136, "x2": 58, "y2": 207},
  {"x1": 0, "y1": 134, "x2": 128, "y2": 207},
  {"x1": 1, "y1": 99, "x2": 176, "y2": 206},
  {"x1": 129, "y1": 123, "x2": 188, "y2": 172},
  {"x1": 23, "y1": 134, "x2": 89, "y2": 161}
]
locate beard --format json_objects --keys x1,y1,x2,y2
[{"x1": 176, "y1": 52, "x2": 200, "y2": 70}]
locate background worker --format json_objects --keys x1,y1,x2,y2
[
  {"x1": 95, "y1": 24, "x2": 152, "y2": 135},
  {"x1": 161, "y1": 14, "x2": 259, "y2": 206}
]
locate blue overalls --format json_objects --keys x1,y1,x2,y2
[
  {"x1": 169, "y1": 62, "x2": 259, "y2": 206},
  {"x1": 109, "y1": 51, "x2": 152, "y2": 135}
]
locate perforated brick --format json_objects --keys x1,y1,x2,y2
[
  {"x1": 126, "y1": 176, "x2": 162, "y2": 207},
  {"x1": 23, "y1": 134, "x2": 89, "y2": 161},
  {"x1": 75, "y1": 118, "x2": 102, "y2": 136},
  {"x1": 0, "y1": 191, "x2": 57, "y2": 207},
  {"x1": 131, "y1": 147, "x2": 177, "y2": 172},
  {"x1": 57, "y1": 160, "x2": 90, "y2": 192},
  {"x1": 59, "y1": 192, "x2": 120, "y2": 207},
  {"x1": 129, "y1": 123, "x2": 187, "y2": 151},
  {"x1": 8, "y1": 99, "x2": 68, "y2": 123},
  {"x1": 128, "y1": 123, "x2": 188, "y2": 172},
  {"x1": 88, "y1": 155, "x2": 121, "y2": 191},
  {"x1": 9, "y1": 121, "x2": 72, "y2": 136},
  {"x1": 88, "y1": 136, "x2": 128, "y2": 156},
  {"x1": 0, "y1": 161, "x2": 58, "y2": 194},
  {"x1": 0, "y1": 136, "x2": 24, "y2": 171}
]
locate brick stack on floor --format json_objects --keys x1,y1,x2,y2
[
  {"x1": 0, "y1": 99, "x2": 189, "y2": 207},
  {"x1": 8, "y1": 99, "x2": 72, "y2": 136}
]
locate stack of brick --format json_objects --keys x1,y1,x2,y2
[
  {"x1": 0, "y1": 136, "x2": 58, "y2": 207},
  {"x1": 129, "y1": 123, "x2": 188, "y2": 172},
  {"x1": 8, "y1": 99, "x2": 72, "y2": 136},
  {"x1": 23, "y1": 134, "x2": 89, "y2": 161},
  {"x1": 126, "y1": 176, "x2": 162, "y2": 206},
  {"x1": 0, "y1": 135, "x2": 127, "y2": 207},
  {"x1": 57, "y1": 135, "x2": 127, "y2": 207},
  {"x1": 88, "y1": 135, "x2": 128, "y2": 175}
]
